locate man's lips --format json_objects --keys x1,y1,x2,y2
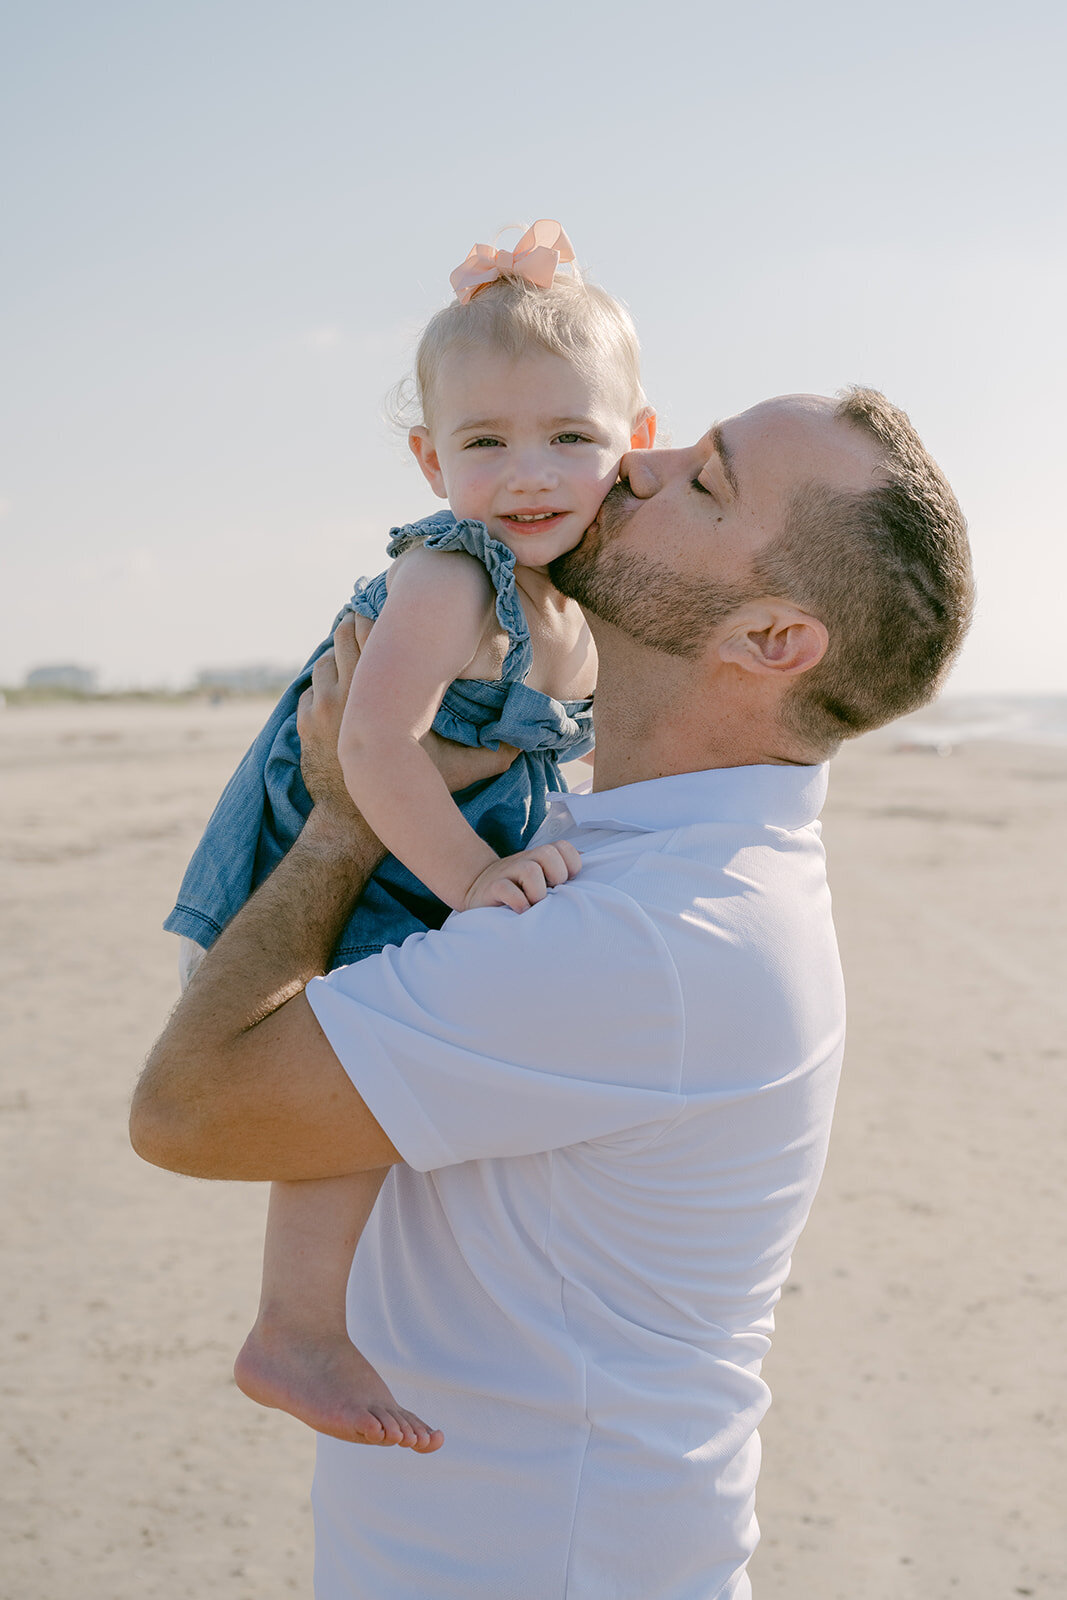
[{"x1": 582, "y1": 482, "x2": 636, "y2": 542}]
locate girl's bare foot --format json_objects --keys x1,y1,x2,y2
[{"x1": 234, "y1": 1322, "x2": 443, "y2": 1451}]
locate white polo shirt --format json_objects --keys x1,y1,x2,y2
[{"x1": 305, "y1": 763, "x2": 844, "y2": 1600}]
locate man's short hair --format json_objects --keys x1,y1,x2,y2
[{"x1": 754, "y1": 387, "x2": 975, "y2": 753}]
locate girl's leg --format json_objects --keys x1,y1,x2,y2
[{"x1": 234, "y1": 1173, "x2": 443, "y2": 1450}]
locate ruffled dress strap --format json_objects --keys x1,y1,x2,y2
[{"x1": 385, "y1": 514, "x2": 533, "y2": 685}]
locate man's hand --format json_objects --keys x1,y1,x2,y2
[
  {"x1": 297, "y1": 613, "x2": 364, "y2": 824},
  {"x1": 306, "y1": 611, "x2": 519, "y2": 808},
  {"x1": 422, "y1": 730, "x2": 519, "y2": 794}
]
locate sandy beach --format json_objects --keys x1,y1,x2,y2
[{"x1": 1, "y1": 697, "x2": 1063, "y2": 1600}]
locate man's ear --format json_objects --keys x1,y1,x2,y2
[
  {"x1": 630, "y1": 408, "x2": 657, "y2": 451},
  {"x1": 719, "y1": 602, "x2": 828, "y2": 678},
  {"x1": 408, "y1": 428, "x2": 449, "y2": 499}
]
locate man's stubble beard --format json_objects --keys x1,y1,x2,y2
[{"x1": 549, "y1": 483, "x2": 759, "y2": 660}]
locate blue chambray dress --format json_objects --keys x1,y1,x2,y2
[{"x1": 164, "y1": 512, "x2": 594, "y2": 968}]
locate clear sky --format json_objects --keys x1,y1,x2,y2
[{"x1": 2, "y1": 0, "x2": 1064, "y2": 692}]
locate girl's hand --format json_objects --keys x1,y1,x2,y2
[{"x1": 463, "y1": 843, "x2": 582, "y2": 914}]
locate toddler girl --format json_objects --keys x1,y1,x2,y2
[{"x1": 166, "y1": 221, "x2": 654, "y2": 1450}]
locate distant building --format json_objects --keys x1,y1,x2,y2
[
  {"x1": 193, "y1": 664, "x2": 298, "y2": 695},
  {"x1": 25, "y1": 663, "x2": 97, "y2": 694}
]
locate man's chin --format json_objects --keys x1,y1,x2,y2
[{"x1": 547, "y1": 543, "x2": 583, "y2": 596}]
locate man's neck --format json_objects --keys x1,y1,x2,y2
[{"x1": 589, "y1": 647, "x2": 819, "y2": 791}]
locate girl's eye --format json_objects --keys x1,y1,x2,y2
[
  {"x1": 465, "y1": 437, "x2": 504, "y2": 449},
  {"x1": 555, "y1": 432, "x2": 589, "y2": 445}
]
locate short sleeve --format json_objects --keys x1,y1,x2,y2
[{"x1": 304, "y1": 882, "x2": 686, "y2": 1172}]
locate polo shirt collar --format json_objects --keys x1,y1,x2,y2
[{"x1": 548, "y1": 763, "x2": 829, "y2": 833}]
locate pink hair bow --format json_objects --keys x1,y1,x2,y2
[{"x1": 449, "y1": 219, "x2": 576, "y2": 305}]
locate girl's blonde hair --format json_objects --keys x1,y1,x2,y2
[{"x1": 406, "y1": 271, "x2": 648, "y2": 430}]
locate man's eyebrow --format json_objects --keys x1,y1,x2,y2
[{"x1": 710, "y1": 424, "x2": 741, "y2": 499}]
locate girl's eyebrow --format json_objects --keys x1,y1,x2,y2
[
  {"x1": 451, "y1": 414, "x2": 600, "y2": 436},
  {"x1": 452, "y1": 418, "x2": 502, "y2": 434}
]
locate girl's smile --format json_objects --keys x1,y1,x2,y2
[{"x1": 500, "y1": 509, "x2": 569, "y2": 530}]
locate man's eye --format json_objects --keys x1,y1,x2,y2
[{"x1": 691, "y1": 478, "x2": 713, "y2": 495}]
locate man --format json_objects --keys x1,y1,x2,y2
[{"x1": 131, "y1": 391, "x2": 973, "y2": 1599}]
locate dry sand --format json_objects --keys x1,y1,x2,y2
[{"x1": 1, "y1": 698, "x2": 1063, "y2": 1599}]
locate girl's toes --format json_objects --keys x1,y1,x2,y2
[
  {"x1": 403, "y1": 1412, "x2": 443, "y2": 1452},
  {"x1": 369, "y1": 1408, "x2": 402, "y2": 1445}
]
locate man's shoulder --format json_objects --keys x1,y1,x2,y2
[
  {"x1": 322, "y1": 878, "x2": 688, "y2": 1076},
  {"x1": 424, "y1": 876, "x2": 683, "y2": 995},
  {"x1": 568, "y1": 809, "x2": 840, "y2": 1018}
]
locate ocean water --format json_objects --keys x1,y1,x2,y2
[{"x1": 884, "y1": 694, "x2": 1067, "y2": 749}]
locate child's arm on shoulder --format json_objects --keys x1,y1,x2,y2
[{"x1": 338, "y1": 547, "x2": 579, "y2": 912}]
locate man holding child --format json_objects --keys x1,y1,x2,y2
[{"x1": 131, "y1": 389, "x2": 972, "y2": 1599}]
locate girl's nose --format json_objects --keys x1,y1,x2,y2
[{"x1": 506, "y1": 450, "x2": 559, "y2": 492}]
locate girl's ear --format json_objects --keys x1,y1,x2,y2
[
  {"x1": 630, "y1": 408, "x2": 657, "y2": 450},
  {"x1": 408, "y1": 428, "x2": 449, "y2": 498}
]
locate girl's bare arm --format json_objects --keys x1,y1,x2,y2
[
  {"x1": 340, "y1": 547, "x2": 562, "y2": 911},
  {"x1": 349, "y1": 608, "x2": 518, "y2": 794}
]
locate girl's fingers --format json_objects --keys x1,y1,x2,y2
[
  {"x1": 556, "y1": 841, "x2": 582, "y2": 878},
  {"x1": 508, "y1": 862, "x2": 549, "y2": 905},
  {"x1": 527, "y1": 844, "x2": 581, "y2": 887},
  {"x1": 467, "y1": 844, "x2": 581, "y2": 913},
  {"x1": 490, "y1": 879, "x2": 533, "y2": 913}
]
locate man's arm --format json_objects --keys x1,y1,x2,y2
[{"x1": 130, "y1": 619, "x2": 403, "y2": 1182}]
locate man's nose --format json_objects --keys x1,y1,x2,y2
[
  {"x1": 619, "y1": 446, "x2": 693, "y2": 499},
  {"x1": 618, "y1": 447, "x2": 660, "y2": 498}
]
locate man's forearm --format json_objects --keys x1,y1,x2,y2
[
  {"x1": 130, "y1": 806, "x2": 387, "y2": 1175},
  {"x1": 180, "y1": 806, "x2": 385, "y2": 1032}
]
